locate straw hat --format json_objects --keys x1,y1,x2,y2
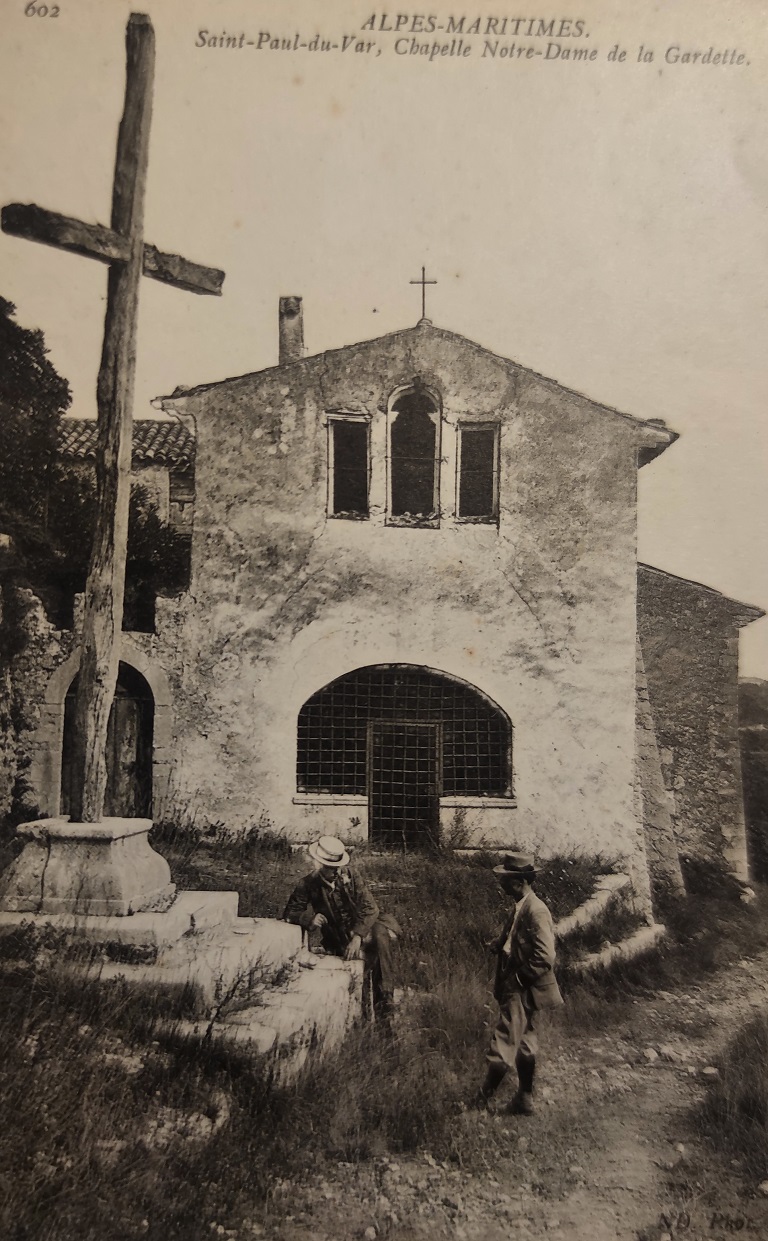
[{"x1": 308, "y1": 835, "x2": 350, "y2": 868}]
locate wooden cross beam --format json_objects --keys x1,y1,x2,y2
[
  {"x1": 2, "y1": 12, "x2": 225, "y2": 824},
  {"x1": 2, "y1": 203, "x2": 224, "y2": 296}
]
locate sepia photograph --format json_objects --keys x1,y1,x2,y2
[{"x1": 1, "y1": 0, "x2": 767, "y2": 1237}]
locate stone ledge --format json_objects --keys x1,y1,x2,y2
[
  {"x1": 554, "y1": 873, "x2": 632, "y2": 939},
  {"x1": 17, "y1": 817, "x2": 153, "y2": 842},
  {"x1": 0, "y1": 889, "x2": 239, "y2": 951},
  {"x1": 571, "y1": 922, "x2": 667, "y2": 973},
  {"x1": 81, "y1": 918, "x2": 305, "y2": 1015},
  {"x1": 171, "y1": 955, "x2": 364, "y2": 1080}
]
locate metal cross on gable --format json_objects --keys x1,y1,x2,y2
[
  {"x1": 1, "y1": 12, "x2": 225, "y2": 823},
  {"x1": 410, "y1": 266, "x2": 437, "y2": 322}
]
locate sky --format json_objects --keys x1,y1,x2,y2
[{"x1": 2, "y1": 0, "x2": 767, "y2": 673}]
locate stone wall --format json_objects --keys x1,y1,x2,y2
[
  {"x1": 739, "y1": 679, "x2": 768, "y2": 882},
  {"x1": 1, "y1": 589, "x2": 73, "y2": 822},
  {"x1": 153, "y1": 323, "x2": 668, "y2": 898},
  {"x1": 0, "y1": 659, "x2": 14, "y2": 820},
  {"x1": 634, "y1": 638, "x2": 685, "y2": 898},
  {"x1": 637, "y1": 565, "x2": 761, "y2": 880}
]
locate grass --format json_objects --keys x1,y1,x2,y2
[
  {"x1": 699, "y1": 1007, "x2": 768, "y2": 1181},
  {"x1": 1, "y1": 822, "x2": 768, "y2": 1239},
  {"x1": 549, "y1": 885, "x2": 768, "y2": 1051}
]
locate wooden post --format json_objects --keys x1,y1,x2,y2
[
  {"x1": 1, "y1": 12, "x2": 224, "y2": 825},
  {"x1": 69, "y1": 14, "x2": 154, "y2": 822}
]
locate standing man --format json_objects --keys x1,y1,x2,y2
[
  {"x1": 477, "y1": 852, "x2": 563, "y2": 1114},
  {"x1": 283, "y1": 835, "x2": 399, "y2": 1024}
]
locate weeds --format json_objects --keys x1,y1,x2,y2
[
  {"x1": 2, "y1": 822, "x2": 766, "y2": 1240},
  {"x1": 699, "y1": 1007, "x2": 768, "y2": 1179},
  {"x1": 552, "y1": 887, "x2": 768, "y2": 1038}
]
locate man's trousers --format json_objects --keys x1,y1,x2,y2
[
  {"x1": 486, "y1": 991, "x2": 538, "y2": 1070},
  {"x1": 363, "y1": 919, "x2": 396, "y2": 1004}
]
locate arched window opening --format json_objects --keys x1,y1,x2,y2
[
  {"x1": 61, "y1": 662, "x2": 154, "y2": 818},
  {"x1": 298, "y1": 665, "x2": 512, "y2": 848},
  {"x1": 389, "y1": 390, "x2": 439, "y2": 521}
]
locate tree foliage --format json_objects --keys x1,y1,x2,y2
[
  {"x1": 0, "y1": 298, "x2": 190, "y2": 651},
  {"x1": 0, "y1": 296, "x2": 71, "y2": 550}
]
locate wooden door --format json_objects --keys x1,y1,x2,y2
[{"x1": 61, "y1": 663, "x2": 153, "y2": 818}]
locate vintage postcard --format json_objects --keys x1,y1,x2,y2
[{"x1": 1, "y1": 0, "x2": 767, "y2": 1238}]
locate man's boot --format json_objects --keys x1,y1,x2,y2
[
  {"x1": 511, "y1": 1052, "x2": 536, "y2": 1115},
  {"x1": 374, "y1": 990, "x2": 395, "y2": 1036},
  {"x1": 473, "y1": 1063, "x2": 507, "y2": 1109}
]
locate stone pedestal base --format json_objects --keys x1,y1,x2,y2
[{"x1": 0, "y1": 817, "x2": 175, "y2": 916}]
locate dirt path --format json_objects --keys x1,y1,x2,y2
[{"x1": 265, "y1": 946, "x2": 768, "y2": 1241}]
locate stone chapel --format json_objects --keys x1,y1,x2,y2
[{"x1": 17, "y1": 299, "x2": 763, "y2": 906}]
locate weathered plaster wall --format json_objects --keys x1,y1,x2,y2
[
  {"x1": 637, "y1": 565, "x2": 756, "y2": 880},
  {"x1": 159, "y1": 324, "x2": 664, "y2": 894}
]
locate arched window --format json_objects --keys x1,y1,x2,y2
[
  {"x1": 389, "y1": 389, "x2": 440, "y2": 522},
  {"x1": 298, "y1": 666, "x2": 512, "y2": 847}
]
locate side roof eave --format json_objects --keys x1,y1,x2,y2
[{"x1": 638, "y1": 563, "x2": 765, "y2": 628}]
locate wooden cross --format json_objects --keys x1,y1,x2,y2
[
  {"x1": 409, "y1": 266, "x2": 437, "y2": 321},
  {"x1": 2, "y1": 13, "x2": 225, "y2": 823}
]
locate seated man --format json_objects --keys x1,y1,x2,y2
[{"x1": 283, "y1": 835, "x2": 399, "y2": 1024}]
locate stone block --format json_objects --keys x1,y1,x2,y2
[
  {"x1": 0, "y1": 817, "x2": 175, "y2": 916},
  {"x1": 0, "y1": 889, "x2": 239, "y2": 954},
  {"x1": 172, "y1": 954, "x2": 364, "y2": 1078},
  {"x1": 77, "y1": 917, "x2": 306, "y2": 1016},
  {"x1": 573, "y1": 922, "x2": 666, "y2": 972},
  {"x1": 173, "y1": 890, "x2": 239, "y2": 933}
]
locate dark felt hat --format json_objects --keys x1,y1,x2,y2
[{"x1": 493, "y1": 851, "x2": 537, "y2": 878}]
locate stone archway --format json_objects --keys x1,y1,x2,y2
[
  {"x1": 61, "y1": 663, "x2": 154, "y2": 818},
  {"x1": 28, "y1": 640, "x2": 173, "y2": 819}
]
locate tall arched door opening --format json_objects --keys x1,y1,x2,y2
[
  {"x1": 298, "y1": 665, "x2": 513, "y2": 849},
  {"x1": 61, "y1": 662, "x2": 155, "y2": 818}
]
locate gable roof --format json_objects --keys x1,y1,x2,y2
[
  {"x1": 59, "y1": 417, "x2": 195, "y2": 471},
  {"x1": 158, "y1": 320, "x2": 678, "y2": 462}
]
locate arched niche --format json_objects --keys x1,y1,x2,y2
[{"x1": 27, "y1": 640, "x2": 173, "y2": 819}]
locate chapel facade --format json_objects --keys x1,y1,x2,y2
[{"x1": 16, "y1": 300, "x2": 762, "y2": 906}]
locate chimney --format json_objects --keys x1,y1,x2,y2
[{"x1": 279, "y1": 296, "x2": 304, "y2": 364}]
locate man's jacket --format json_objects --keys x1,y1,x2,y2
[
  {"x1": 493, "y1": 890, "x2": 564, "y2": 1010},
  {"x1": 283, "y1": 867, "x2": 379, "y2": 955}
]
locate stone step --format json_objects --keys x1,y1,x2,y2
[
  {"x1": 173, "y1": 954, "x2": 364, "y2": 1078},
  {"x1": 89, "y1": 917, "x2": 305, "y2": 1015},
  {"x1": 0, "y1": 889, "x2": 239, "y2": 956}
]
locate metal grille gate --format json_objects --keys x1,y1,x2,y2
[
  {"x1": 368, "y1": 720, "x2": 440, "y2": 849},
  {"x1": 297, "y1": 665, "x2": 512, "y2": 849}
]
